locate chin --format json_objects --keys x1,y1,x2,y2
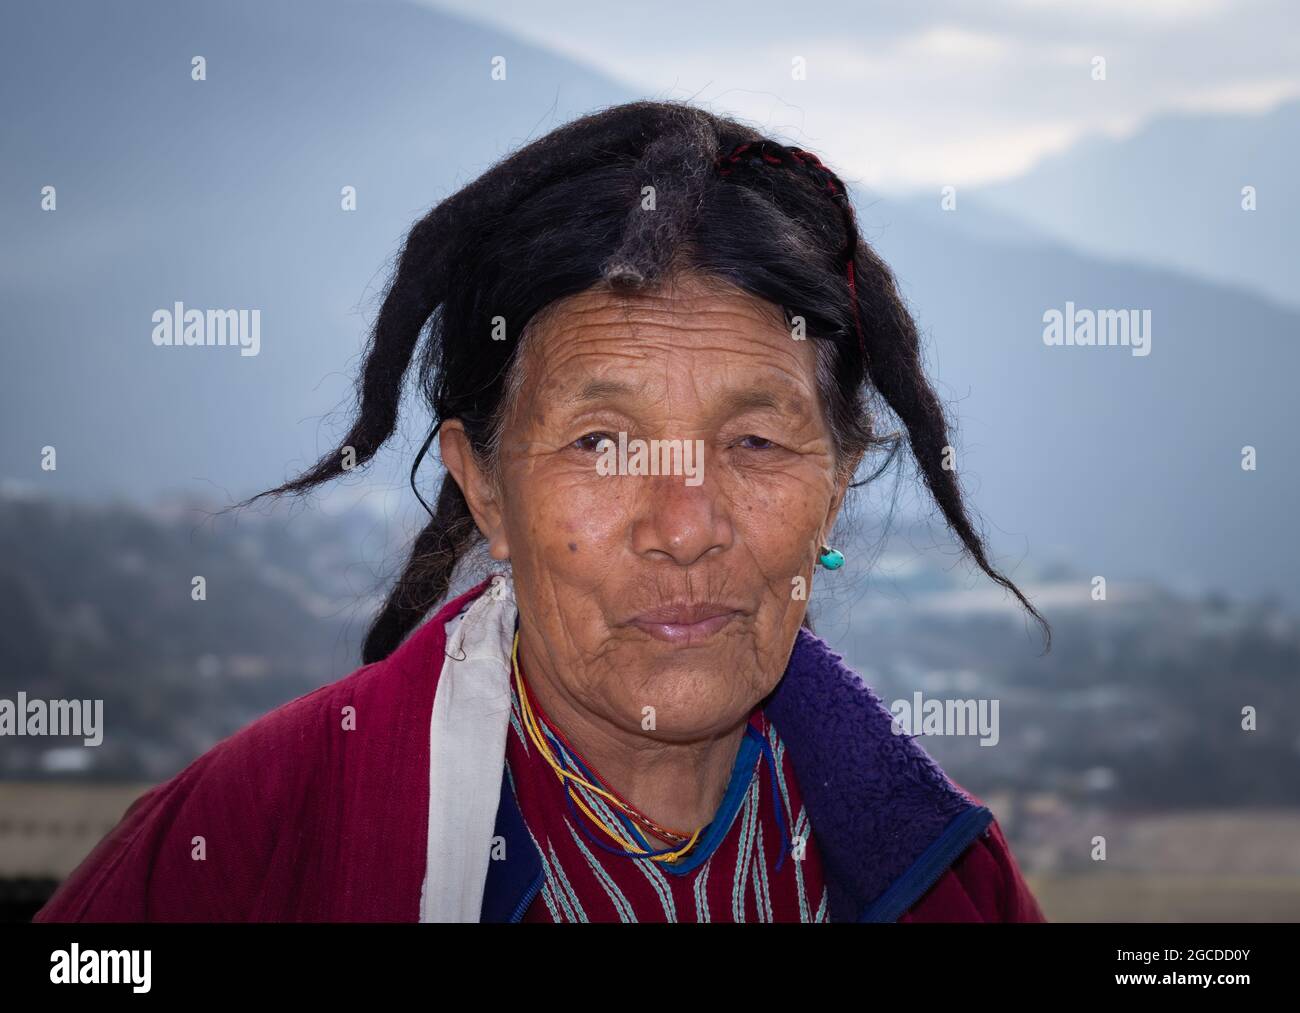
[{"x1": 614, "y1": 674, "x2": 753, "y2": 740}]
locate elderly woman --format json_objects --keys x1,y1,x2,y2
[{"x1": 36, "y1": 101, "x2": 1048, "y2": 923}]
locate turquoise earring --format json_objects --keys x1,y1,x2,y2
[{"x1": 818, "y1": 545, "x2": 845, "y2": 570}]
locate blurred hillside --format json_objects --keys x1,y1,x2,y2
[
  {"x1": 2, "y1": 488, "x2": 1296, "y2": 807},
  {"x1": 0, "y1": 488, "x2": 387, "y2": 781}
]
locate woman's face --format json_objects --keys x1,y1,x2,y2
[{"x1": 447, "y1": 273, "x2": 855, "y2": 744}]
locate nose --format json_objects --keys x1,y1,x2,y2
[{"x1": 631, "y1": 465, "x2": 734, "y2": 566}]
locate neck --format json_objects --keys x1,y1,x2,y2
[{"x1": 516, "y1": 631, "x2": 750, "y2": 837}]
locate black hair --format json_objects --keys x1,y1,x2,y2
[{"x1": 235, "y1": 100, "x2": 1051, "y2": 663}]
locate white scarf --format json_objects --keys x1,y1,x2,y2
[{"x1": 418, "y1": 572, "x2": 518, "y2": 922}]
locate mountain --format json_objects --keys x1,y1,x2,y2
[
  {"x1": 2, "y1": 0, "x2": 1297, "y2": 608},
  {"x1": 854, "y1": 193, "x2": 1300, "y2": 607},
  {"x1": 0, "y1": 0, "x2": 637, "y2": 505},
  {"x1": 967, "y1": 102, "x2": 1300, "y2": 311}
]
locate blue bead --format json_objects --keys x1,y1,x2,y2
[{"x1": 819, "y1": 547, "x2": 845, "y2": 570}]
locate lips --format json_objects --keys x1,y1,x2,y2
[{"x1": 627, "y1": 603, "x2": 743, "y2": 646}]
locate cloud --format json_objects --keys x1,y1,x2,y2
[{"x1": 420, "y1": 0, "x2": 1300, "y2": 189}]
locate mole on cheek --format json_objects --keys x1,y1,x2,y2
[{"x1": 568, "y1": 542, "x2": 579, "y2": 553}]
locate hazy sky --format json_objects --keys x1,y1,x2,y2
[{"x1": 421, "y1": 0, "x2": 1300, "y2": 190}]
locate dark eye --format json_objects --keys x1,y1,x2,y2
[
  {"x1": 737, "y1": 435, "x2": 776, "y2": 450},
  {"x1": 572, "y1": 432, "x2": 616, "y2": 453}
]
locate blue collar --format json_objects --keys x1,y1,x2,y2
[{"x1": 479, "y1": 626, "x2": 991, "y2": 922}]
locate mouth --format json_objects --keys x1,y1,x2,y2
[{"x1": 627, "y1": 603, "x2": 743, "y2": 646}]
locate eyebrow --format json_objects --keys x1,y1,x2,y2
[{"x1": 567, "y1": 377, "x2": 812, "y2": 419}]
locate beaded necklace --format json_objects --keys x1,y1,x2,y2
[{"x1": 510, "y1": 629, "x2": 706, "y2": 863}]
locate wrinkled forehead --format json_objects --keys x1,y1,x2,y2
[{"x1": 515, "y1": 276, "x2": 822, "y2": 419}]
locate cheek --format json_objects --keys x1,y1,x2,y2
[
  {"x1": 732, "y1": 471, "x2": 831, "y2": 569},
  {"x1": 506, "y1": 468, "x2": 633, "y2": 586}
]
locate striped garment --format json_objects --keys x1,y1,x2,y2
[{"x1": 505, "y1": 670, "x2": 830, "y2": 923}]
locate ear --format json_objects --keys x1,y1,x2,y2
[
  {"x1": 439, "y1": 420, "x2": 510, "y2": 560},
  {"x1": 821, "y1": 451, "x2": 863, "y2": 545}
]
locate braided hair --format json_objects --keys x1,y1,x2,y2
[
  {"x1": 715, "y1": 140, "x2": 865, "y2": 361},
  {"x1": 235, "y1": 100, "x2": 1051, "y2": 662}
]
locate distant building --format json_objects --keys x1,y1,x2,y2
[{"x1": 0, "y1": 781, "x2": 151, "y2": 922}]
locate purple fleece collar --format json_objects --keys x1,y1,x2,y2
[{"x1": 763, "y1": 628, "x2": 983, "y2": 922}]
